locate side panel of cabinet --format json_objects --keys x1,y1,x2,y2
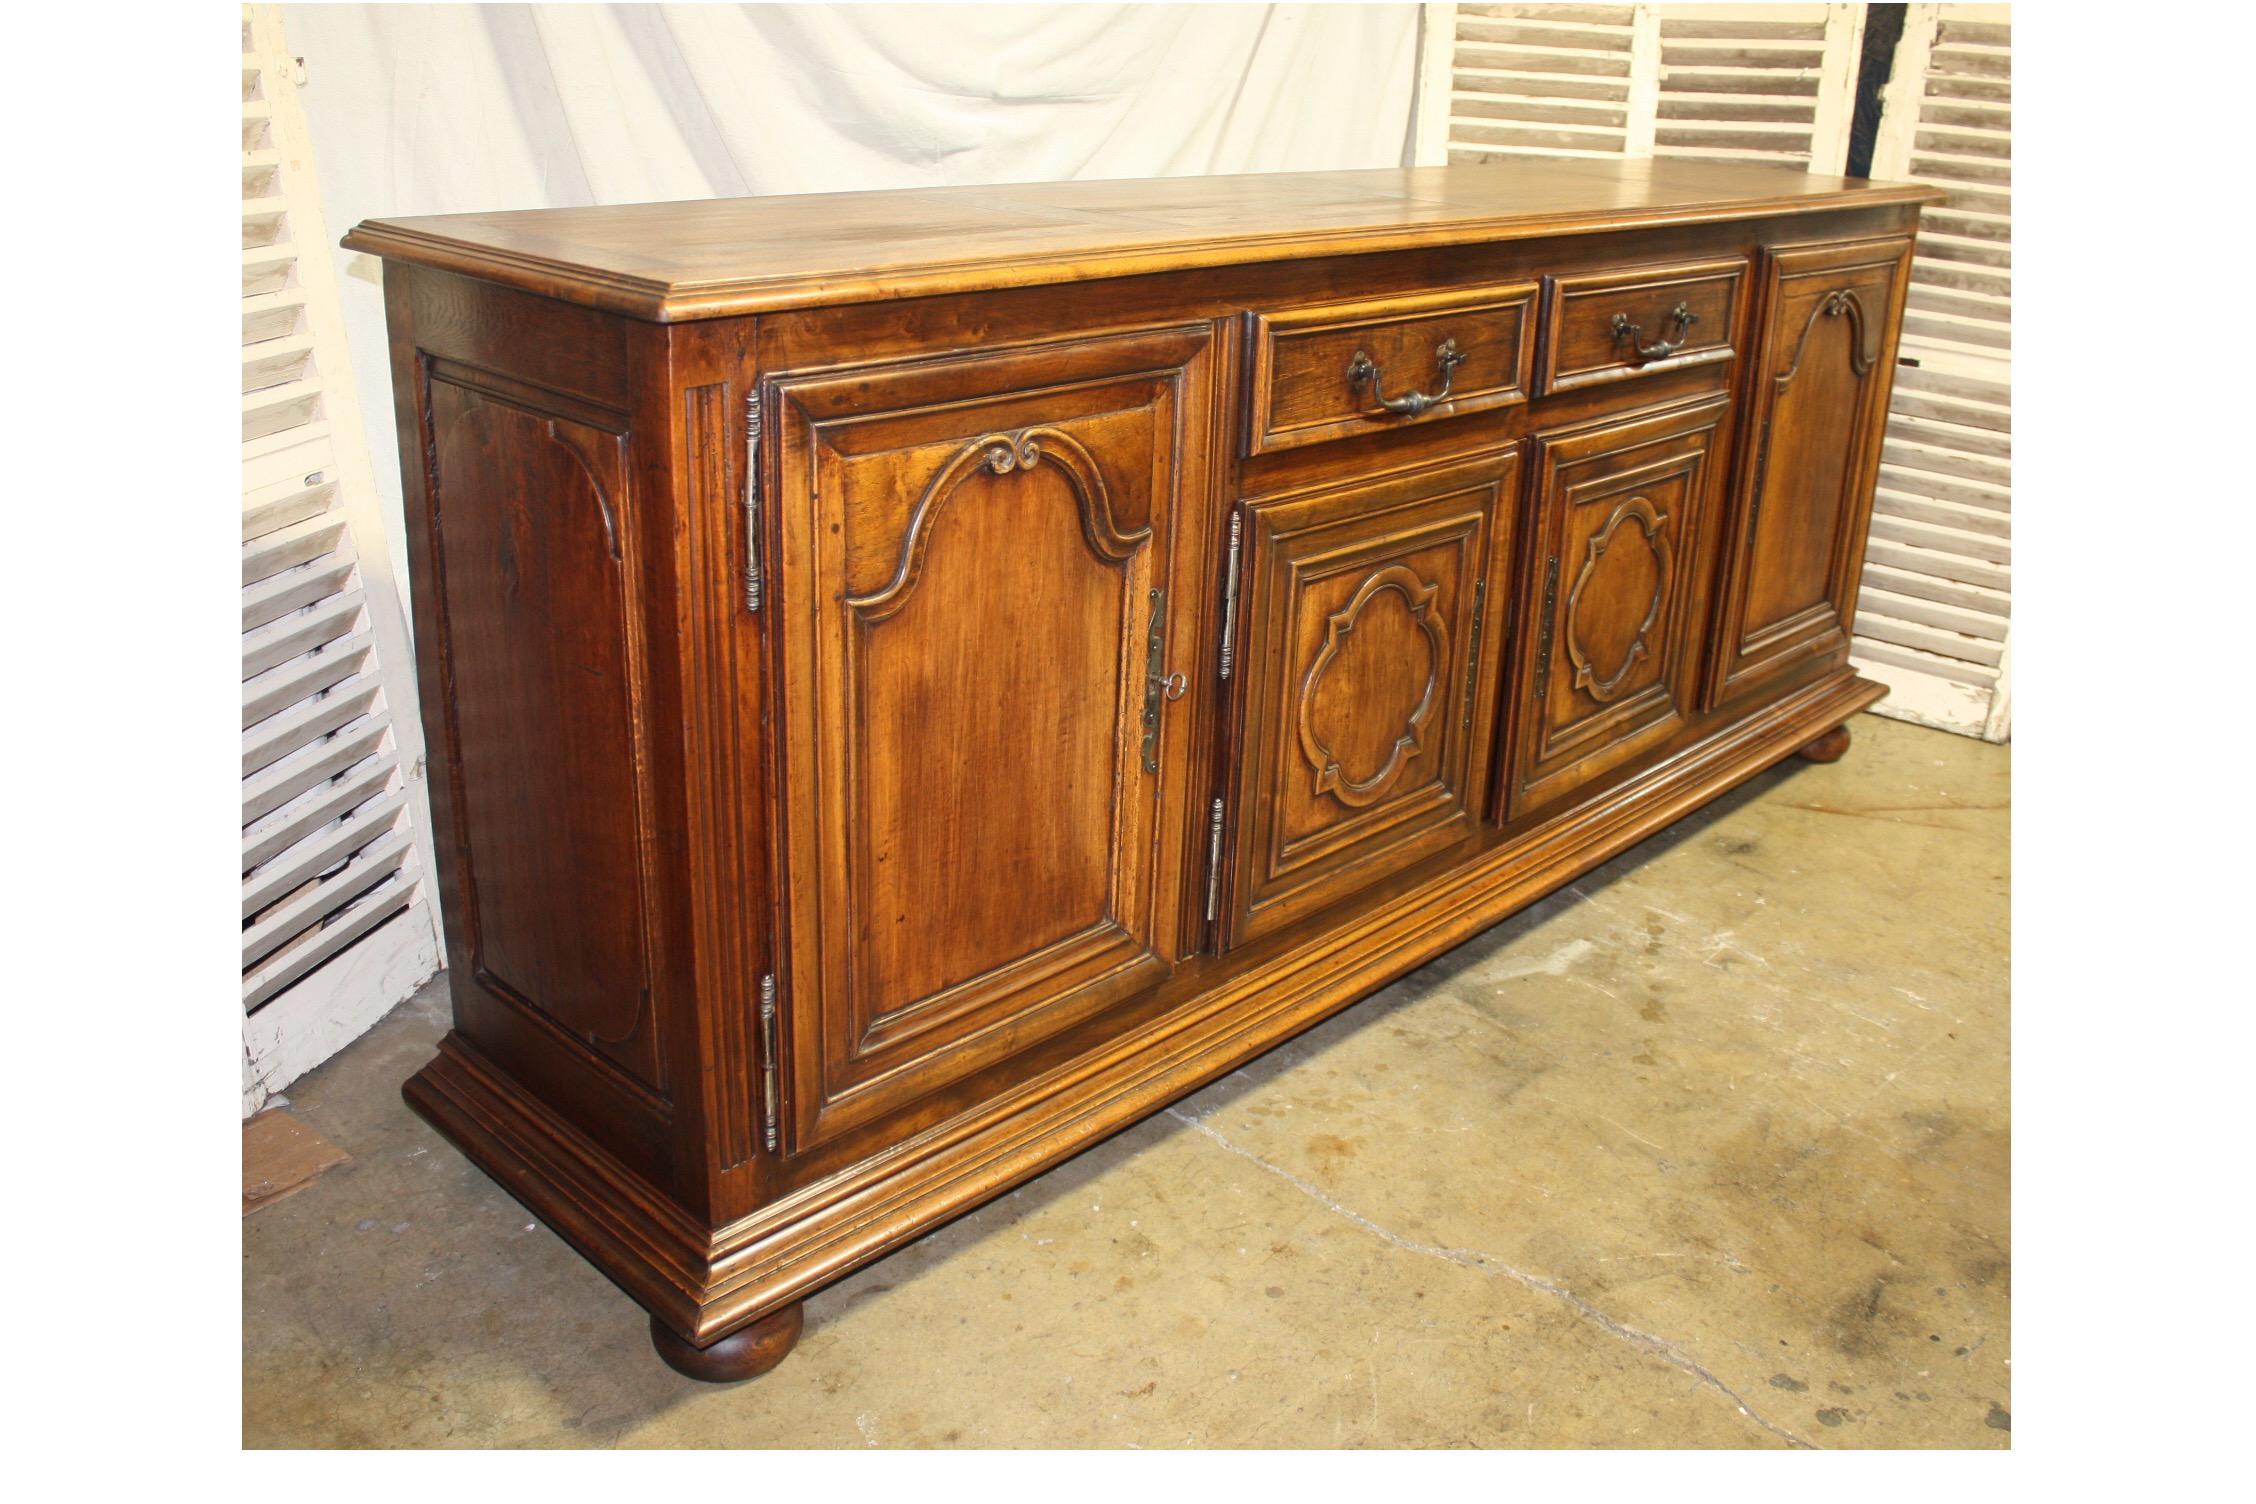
[
  {"x1": 1707, "y1": 235, "x2": 1912, "y2": 707},
  {"x1": 419, "y1": 362, "x2": 671, "y2": 1100},
  {"x1": 769, "y1": 327, "x2": 1217, "y2": 1152},
  {"x1": 1221, "y1": 452, "x2": 1517, "y2": 948},
  {"x1": 1507, "y1": 395, "x2": 1730, "y2": 822}
]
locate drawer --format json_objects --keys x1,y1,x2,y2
[
  {"x1": 1539, "y1": 257, "x2": 1745, "y2": 395},
  {"x1": 1246, "y1": 282, "x2": 1537, "y2": 455}
]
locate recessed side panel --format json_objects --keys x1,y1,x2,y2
[{"x1": 423, "y1": 366, "x2": 667, "y2": 1098}]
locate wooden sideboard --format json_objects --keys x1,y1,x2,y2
[{"x1": 346, "y1": 161, "x2": 1939, "y2": 1381}]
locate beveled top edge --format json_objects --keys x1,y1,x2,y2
[{"x1": 341, "y1": 162, "x2": 1945, "y2": 324}]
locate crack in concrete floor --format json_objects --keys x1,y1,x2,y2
[{"x1": 1163, "y1": 1104, "x2": 1820, "y2": 1450}]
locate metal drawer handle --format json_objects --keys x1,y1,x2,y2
[
  {"x1": 1611, "y1": 302, "x2": 1698, "y2": 362},
  {"x1": 1347, "y1": 338, "x2": 1467, "y2": 418}
]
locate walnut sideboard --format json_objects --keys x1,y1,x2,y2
[{"x1": 345, "y1": 161, "x2": 1940, "y2": 1381}]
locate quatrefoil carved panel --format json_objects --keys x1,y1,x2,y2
[
  {"x1": 1565, "y1": 495, "x2": 1671, "y2": 704},
  {"x1": 1296, "y1": 564, "x2": 1447, "y2": 809}
]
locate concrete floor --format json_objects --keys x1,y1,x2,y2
[{"x1": 243, "y1": 712, "x2": 2008, "y2": 1448}]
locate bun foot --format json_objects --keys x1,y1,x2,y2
[
  {"x1": 650, "y1": 1301, "x2": 804, "y2": 1383},
  {"x1": 1795, "y1": 723, "x2": 1853, "y2": 764}
]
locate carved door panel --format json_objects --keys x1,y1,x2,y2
[
  {"x1": 1708, "y1": 235, "x2": 1912, "y2": 708},
  {"x1": 769, "y1": 327, "x2": 1215, "y2": 1153},
  {"x1": 1507, "y1": 395, "x2": 1728, "y2": 821},
  {"x1": 1219, "y1": 452, "x2": 1517, "y2": 949}
]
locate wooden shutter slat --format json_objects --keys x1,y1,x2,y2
[
  {"x1": 243, "y1": 631, "x2": 376, "y2": 729},
  {"x1": 244, "y1": 714, "x2": 394, "y2": 824},
  {"x1": 241, "y1": 871, "x2": 418, "y2": 1012},
  {"x1": 243, "y1": 752, "x2": 396, "y2": 871},
  {"x1": 1857, "y1": 586, "x2": 2010, "y2": 644},
  {"x1": 242, "y1": 787, "x2": 409, "y2": 919},
  {"x1": 1852, "y1": 638, "x2": 1999, "y2": 690},
  {"x1": 242, "y1": 480, "x2": 339, "y2": 543},
  {"x1": 243, "y1": 671, "x2": 386, "y2": 777},
  {"x1": 243, "y1": 830, "x2": 412, "y2": 969},
  {"x1": 243, "y1": 515, "x2": 349, "y2": 587},
  {"x1": 243, "y1": 554, "x2": 354, "y2": 631},
  {"x1": 242, "y1": 592, "x2": 363, "y2": 679},
  {"x1": 1861, "y1": 562, "x2": 2007, "y2": 616}
]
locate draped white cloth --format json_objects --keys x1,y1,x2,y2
[{"x1": 283, "y1": 3, "x2": 1423, "y2": 593}]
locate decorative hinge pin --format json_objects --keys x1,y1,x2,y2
[
  {"x1": 1204, "y1": 797, "x2": 1226, "y2": 923},
  {"x1": 1463, "y1": 577, "x2": 1488, "y2": 731},
  {"x1": 1218, "y1": 511, "x2": 1243, "y2": 680},
  {"x1": 1533, "y1": 557, "x2": 1559, "y2": 706},
  {"x1": 743, "y1": 391, "x2": 765, "y2": 613},
  {"x1": 757, "y1": 973, "x2": 779, "y2": 1152}
]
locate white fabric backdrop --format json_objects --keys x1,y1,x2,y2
[{"x1": 284, "y1": 2, "x2": 1424, "y2": 608}]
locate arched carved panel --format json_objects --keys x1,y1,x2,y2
[
  {"x1": 1565, "y1": 495, "x2": 1672, "y2": 705},
  {"x1": 1709, "y1": 236, "x2": 1910, "y2": 710},
  {"x1": 767, "y1": 323, "x2": 1214, "y2": 1154},
  {"x1": 1774, "y1": 287, "x2": 1879, "y2": 392},
  {"x1": 1295, "y1": 563, "x2": 1447, "y2": 809},
  {"x1": 848, "y1": 425, "x2": 1150, "y2": 623}
]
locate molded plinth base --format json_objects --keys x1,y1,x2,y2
[{"x1": 649, "y1": 1302, "x2": 804, "y2": 1383}]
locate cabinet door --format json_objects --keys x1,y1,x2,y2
[
  {"x1": 1708, "y1": 235, "x2": 1912, "y2": 707},
  {"x1": 769, "y1": 327, "x2": 1216, "y2": 1152},
  {"x1": 1506, "y1": 395, "x2": 1728, "y2": 821},
  {"x1": 1219, "y1": 452, "x2": 1516, "y2": 949}
]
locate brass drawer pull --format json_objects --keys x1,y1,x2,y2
[
  {"x1": 1611, "y1": 302, "x2": 1698, "y2": 362},
  {"x1": 1347, "y1": 338, "x2": 1467, "y2": 418}
]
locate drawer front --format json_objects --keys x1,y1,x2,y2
[
  {"x1": 1540, "y1": 257, "x2": 1745, "y2": 395},
  {"x1": 1247, "y1": 283, "x2": 1536, "y2": 455},
  {"x1": 1506, "y1": 395, "x2": 1729, "y2": 821},
  {"x1": 1219, "y1": 451, "x2": 1517, "y2": 948}
]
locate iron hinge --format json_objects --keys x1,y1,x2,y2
[
  {"x1": 756, "y1": 973, "x2": 779, "y2": 1153},
  {"x1": 743, "y1": 391, "x2": 765, "y2": 613},
  {"x1": 1218, "y1": 510, "x2": 1243, "y2": 680},
  {"x1": 1533, "y1": 557, "x2": 1559, "y2": 706},
  {"x1": 1204, "y1": 796, "x2": 1227, "y2": 923}
]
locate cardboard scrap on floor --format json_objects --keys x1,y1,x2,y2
[{"x1": 243, "y1": 1109, "x2": 348, "y2": 1214}]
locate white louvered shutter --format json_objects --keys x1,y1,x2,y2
[
  {"x1": 1428, "y1": 5, "x2": 1653, "y2": 163},
  {"x1": 1421, "y1": 6, "x2": 1863, "y2": 169},
  {"x1": 1847, "y1": 4, "x2": 2010, "y2": 739},
  {"x1": 242, "y1": 5, "x2": 442, "y2": 1111},
  {"x1": 1651, "y1": 5, "x2": 1863, "y2": 169},
  {"x1": 1412, "y1": 3, "x2": 2008, "y2": 739}
]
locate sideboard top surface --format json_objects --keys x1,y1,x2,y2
[{"x1": 342, "y1": 160, "x2": 1940, "y2": 324}]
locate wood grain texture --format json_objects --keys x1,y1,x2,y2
[
  {"x1": 362, "y1": 164, "x2": 1930, "y2": 1380},
  {"x1": 343, "y1": 161, "x2": 1941, "y2": 322}
]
